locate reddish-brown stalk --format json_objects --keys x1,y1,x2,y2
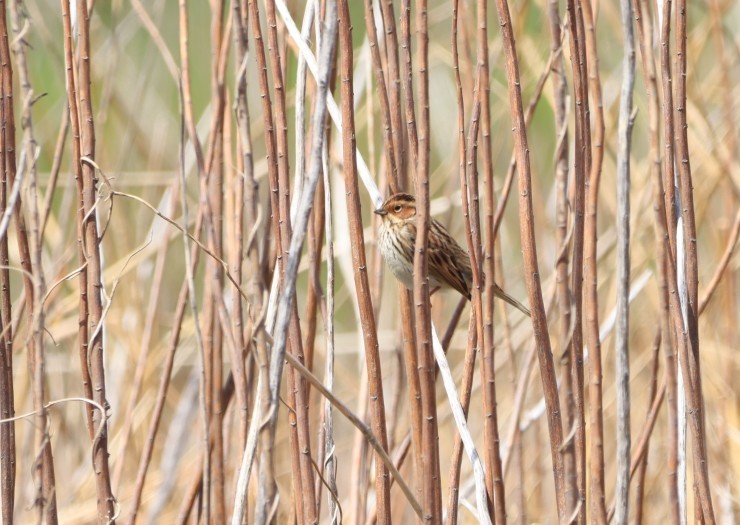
[
  {"x1": 492, "y1": 0, "x2": 567, "y2": 520},
  {"x1": 412, "y1": 0, "x2": 443, "y2": 520},
  {"x1": 632, "y1": 0, "x2": 679, "y2": 518},
  {"x1": 247, "y1": 0, "x2": 285, "y2": 518},
  {"x1": 477, "y1": 0, "x2": 506, "y2": 519},
  {"x1": 579, "y1": 0, "x2": 606, "y2": 520},
  {"x1": 63, "y1": 0, "x2": 115, "y2": 520},
  {"x1": 337, "y1": 1, "x2": 393, "y2": 521},
  {"x1": 563, "y1": 0, "x2": 591, "y2": 520},
  {"x1": 673, "y1": 0, "x2": 715, "y2": 517}
]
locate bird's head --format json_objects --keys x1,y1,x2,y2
[{"x1": 374, "y1": 193, "x2": 417, "y2": 224}]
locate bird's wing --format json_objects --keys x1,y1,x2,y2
[{"x1": 428, "y1": 219, "x2": 471, "y2": 299}]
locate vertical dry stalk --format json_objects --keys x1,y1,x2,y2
[
  {"x1": 203, "y1": 0, "x2": 233, "y2": 523},
  {"x1": 233, "y1": 1, "x2": 273, "y2": 518},
  {"x1": 203, "y1": 4, "x2": 230, "y2": 519},
  {"x1": 614, "y1": 0, "x2": 636, "y2": 519},
  {"x1": 230, "y1": 0, "x2": 253, "y2": 454},
  {"x1": 660, "y1": 0, "x2": 677, "y2": 254},
  {"x1": 477, "y1": 0, "x2": 506, "y2": 520},
  {"x1": 579, "y1": 0, "x2": 607, "y2": 520},
  {"x1": 397, "y1": 0, "x2": 424, "y2": 505},
  {"x1": 0, "y1": 1, "x2": 17, "y2": 520},
  {"x1": 545, "y1": 0, "x2": 574, "y2": 514},
  {"x1": 337, "y1": 1, "x2": 392, "y2": 521},
  {"x1": 491, "y1": 0, "x2": 567, "y2": 520},
  {"x1": 8, "y1": 0, "x2": 57, "y2": 522},
  {"x1": 60, "y1": 0, "x2": 115, "y2": 521},
  {"x1": 399, "y1": 0, "x2": 418, "y2": 173},
  {"x1": 247, "y1": 0, "x2": 283, "y2": 518},
  {"x1": 632, "y1": 0, "x2": 679, "y2": 520},
  {"x1": 672, "y1": 0, "x2": 715, "y2": 519},
  {"x1": 564, "y1": 0, "x2": 591, "y2": 521},
  {"x1": 658, "y1": 1, "x2": 681, "y2": 516},
  {"x1": 378, "y1": 0, "x2": 405, "y2": 182},
  {"x1": 463, "y1": 71, "x2": 488, "y2": 522},
  {"x1": 413, "y1": 0, "x2": 443, "y2": 520}
]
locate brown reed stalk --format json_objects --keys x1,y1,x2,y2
[
  {"x1": 399, "y1": 0, "x2": 418, "y2": 174},
  {"x1": 563, "y1": 0, "x2": 591, "y2": 521},
  {"x1": 673, "y1": 0, "x2": 715, "y2": 519},
  {"x1": 412, "y1": 0, "x2": 444, "y2": 521},
  {"x1": 8, "y1": 1, "x2": 57, "y2": 523},
  {"x1": 396, "y1": 2, "x2": 424, "y2": 510},
  {"x1": 0, "y1": 275, "x2": 11, "y2": 525},
  {"x1": 545, "y1": 0, "x2": 575, "y2": 515},
  {"x1": 304, "y1": 186, "x2": 324, "y2": 387},
  {"x1": 337, "y1": 1, "x2": 393, "y2": 521},
  {"x1": 378, "y1": 0, "x2": 405, "y2": 181},
  {"x1": 400, "y1": 285, "x2": 422, "y2": 499},
  {"x1": 232, "y1": 0, "x2": 260, "y2": 460},
  {"x1": 60, "y1": 0, "x2": 115, "y2": 520},
  {"x1": 466, "y1": 73, "x2": 489, "y2": 520},
  {"x1": 578, "y1": 0, "x2": 608, "y2": 520},
  {"x1": 630, "y1": 0, "x2": 679, "y2": 520},
  {"x1": 247, "y1": 0, "x2": 284, "y2": 518},
  {"x1": 476, "y1": 0, "x2": 506, "y2": 519},
  {"x1": 659, "y1": 0, "x2": 677, "y2": 255},
  {"x1": 492, "y1": 0, "x2": 567, "y2": 519},
  {"x1": 202, "y1": 5, "x2": 231, "y2": 520},
  {"x1": 0, "y1": 3, "x2": 16, "y2": 519},
  {"x1": 284, "y1": 351, "x2": 422, "y2": 519}
]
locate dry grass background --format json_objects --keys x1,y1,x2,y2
[{"x1": 0, "y1": 0, "x2": 737, "y2": 523}]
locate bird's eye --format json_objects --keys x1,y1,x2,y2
[{"x1": 394, "y1": 205, "x2": 402, "y2": 212}]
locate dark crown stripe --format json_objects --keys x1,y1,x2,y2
[{"x1": 390, "y1": 193, "x2": 415, "y2": 203}]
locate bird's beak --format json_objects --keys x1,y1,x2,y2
[{"x1": 374, "y1": 208, "x2": 387, "y2": 216}]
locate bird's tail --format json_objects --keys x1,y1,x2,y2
[{"x1": 494, "y1": 285, "x2": 531, "y2": 317}]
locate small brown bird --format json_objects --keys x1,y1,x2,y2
[{"x1": 375, "y1": 193, "x2": 530, "y2": 316}]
